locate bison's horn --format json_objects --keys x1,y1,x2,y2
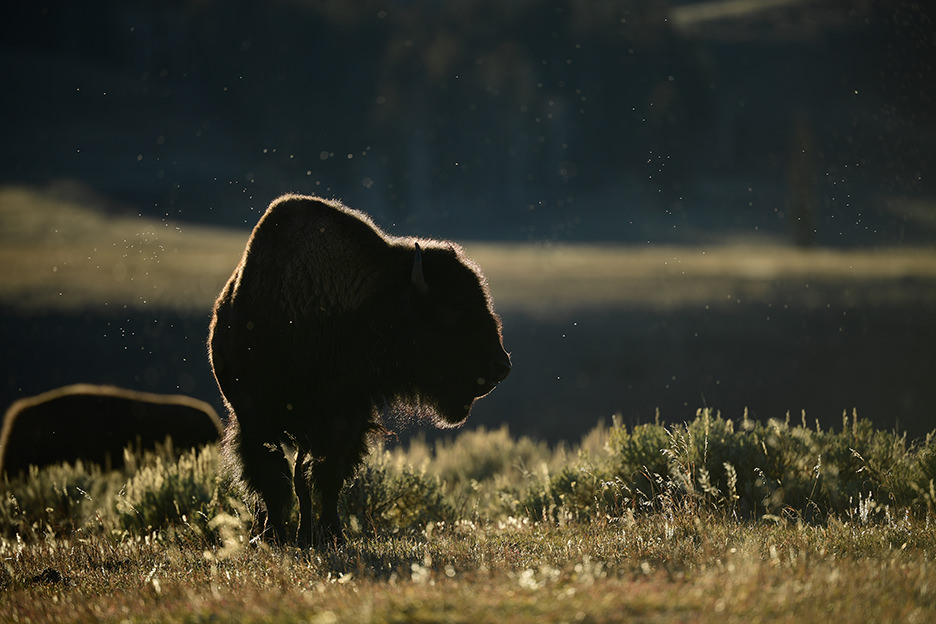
[{"x1": 411, "y1": 242, "x2": 430, "y2": 294}]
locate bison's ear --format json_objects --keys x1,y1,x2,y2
[{"x1": 411, "y1": 243, "x2": 430, "y2": 295}]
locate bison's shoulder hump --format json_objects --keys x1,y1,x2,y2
[
  {"x1": 262, "y1": 195, "x2": 389, "y2": 247},
  {"x1": 233, "y1": 195, "x2": 399, "y2": 314}
]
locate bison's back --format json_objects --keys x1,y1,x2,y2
[{"x1": 0, "y1": 384, "x2": 223, "y2": 476}]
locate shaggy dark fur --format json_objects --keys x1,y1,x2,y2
[
  {"x1": 208, "y1": 194, "x2": 510, "y2": 546},
  {"x1": 0, "y1": 384, "x2": 223, "y2": 476}
]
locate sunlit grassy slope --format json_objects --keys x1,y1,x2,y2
[
  {"x1": 1, "y1": 411, "x2": 935, "y2": 623},
  {"x1": 2, "y1": 184, "x2": 936, "y2": 314}
]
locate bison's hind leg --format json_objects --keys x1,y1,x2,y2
[
  {"x1": 309, "y1": 456, "x2": 346, "y2": 547},
  {"x1": 225, "y1": 422, "x2": 294, "y2": 544},
  {"x1": 291, "y1": 452, "x2": 346, "y2": 549}
]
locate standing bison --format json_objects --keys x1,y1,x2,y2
[{"x1": 209, "y1": 194, "x2": 510, "y2": 546}]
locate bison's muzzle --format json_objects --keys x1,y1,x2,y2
[{"x1": 475, "y1": 351, "x2": 512, "y2": 396}]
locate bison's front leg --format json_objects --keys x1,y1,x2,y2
[{"x1": 294, "y1": 450, "x2": 314, "y2": 547}]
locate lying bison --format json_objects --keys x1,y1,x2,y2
[
  {"x1": 0, "y1": 384, "x2": 223, "y2": 476},
  {"x1": 209, "y1": 194, "x2": 510, "y2": 546}
]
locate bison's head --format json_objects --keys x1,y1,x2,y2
[{"x1": 404, "y1": 242, "x2": 511, "y2": 427}]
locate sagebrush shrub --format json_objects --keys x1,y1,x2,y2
[
  {"x1": 116, "y1": 445, "x2": 221, "y2": 537},
  {"x1": 341, "y1": 449, "x2": 452, "y2": 536},
  {"x1": 0, "y1": 460, "x2": 119, "y2": 539},
  {"x1": 1, "y1": 410, "x2": 933, "y2": 543}
]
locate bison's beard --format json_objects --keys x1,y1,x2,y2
[
  {"x1": 386, "y1": 376, "x2": 502, "y2": 430},
  {"x1": 382, "y1": 393, "x2": 474, "y2": 430},
  {"x1": 432, "y1": 379, "x2": 504, "y2": 428},
  {"x1": 433, "y1": 395, "x2": 476, "y2": 428}
]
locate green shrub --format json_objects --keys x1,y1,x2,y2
[
  {"x1": 341, "y1": 449, "x2": 453, "y2": 536},
  {"x1": 516, "y1": 408, "x2": 936, "y2": 525},
  {"x1": 427, "y1": 426, "x2": 555, "y2": 485},
  {"x1": 386, "y1": 426, "x2": 561, "y2": 520},
  {"x1": 609, "y1": 417, "x2": 671, "y2": 500},
  {"x1": 520, "y1": 461, "x2": 630, "y2": 523},
  {"x1": 0, "y1": 460, "x2": 121, "y2": 539},
  {"x1": 2, "y1": 410, "x2": 933, "y2": 543},
  {"x1": 116, "y1": 444, "x2": 222, "y2": 537}
]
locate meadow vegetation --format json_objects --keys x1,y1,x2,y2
[{"x1": 2, "y1": 408, "x2": 935, "y2": 622}]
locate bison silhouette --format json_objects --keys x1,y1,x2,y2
[
  {"x1": 0, "y1": 384, "x2": 222, "y2": 476},
  {"x1": 209, "y1": 194, "x2": 510, "y2": 546}
]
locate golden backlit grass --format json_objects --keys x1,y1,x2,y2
[
  {"x1": 2, "y1": 519, "x2": 935, "y2": 624},
  {"x1": 3, "y1": 184, "x2": 936, "y2": 314}
]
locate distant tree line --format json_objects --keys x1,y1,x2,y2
[{"x1": 3, "y1": 0, "x2": 933, "y2": 239}]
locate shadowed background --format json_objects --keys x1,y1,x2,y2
[{"x1": 2, "y1": 0, "x2": 935, "y2": 442}]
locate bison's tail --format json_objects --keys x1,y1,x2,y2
[{"x1": 218, "y1": 417, "x2": 249, "y2": 496}]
